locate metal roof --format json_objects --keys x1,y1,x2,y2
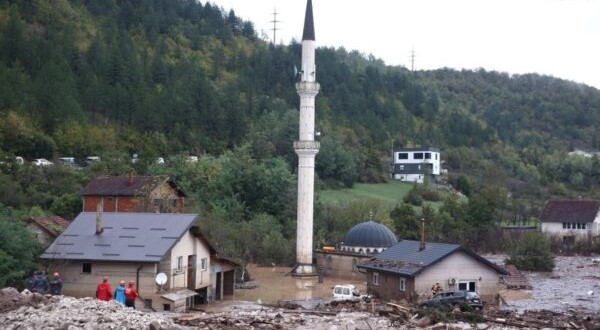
[
  {"x1": 539, "y1": 200, "x2": 600, "y2": 223},
  {"x1": 302, "y1": 0, "x2": 315, "y2": 41},
  {"x1": 358, "y1": 240, "x2": 508, "y2": 276},
  {"x1": 342, "y1": 221, "x2": 397, "y2": 248},
  {"x1": 41, "y1": 212, "x2": 198, "y2": 262}
]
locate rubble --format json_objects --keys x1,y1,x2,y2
[{"x1": 0, "y1": 288, "x2": 189, "y2": 330}]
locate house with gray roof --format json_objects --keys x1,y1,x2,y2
[
  {"x1": 41, "y1": 212, "x2": 237, "y2": 311},
  {"x1": 357, "y1": 240, "x2": 508, "y2": 302}
]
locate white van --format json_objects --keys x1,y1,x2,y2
[{"x1": 333, "y1": 284, "x2": 360, "y2": 301}]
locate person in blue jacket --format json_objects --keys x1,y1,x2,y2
[{"x1": 114, "y1": 280, "x2": 126, "y2": 305}]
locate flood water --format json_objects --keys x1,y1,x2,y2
[{"x1": 224, "y1": 264, "x2": 366, "y2": 304}]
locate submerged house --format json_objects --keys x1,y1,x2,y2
[
  {"x1": 41, "y1": 212, "x2": 237, "y2": 311},
  {"x1": 358, "y1": 240, "x2": 508, "y2": 302}
]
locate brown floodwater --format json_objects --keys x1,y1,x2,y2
[{"x1": 223, "y1": 264, "x2": 366, "y2": 304}]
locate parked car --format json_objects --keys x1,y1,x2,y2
[
  {"x1": 84, "y1": 156, "x2": 101, "y2": 166},
  {"x1": 33, "y1": 158, "x2": 53, "y2": 167},
  {"x1": 186, "y1": 156, "x2": 198, "y2": 163},
  {"x1": 155, "y1": 157, "x2": 165, "y2": 165},
  {"x1": 333, "y1": 284, "x2": 365, "y2": 301},
  {"x1": 58, "y1": 157, "x2": 75, "y2": 166},
  {"x1": 420, "y1": 291, "x2": 483, "y2": 310}
]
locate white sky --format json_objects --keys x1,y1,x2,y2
[{"x1": 209, "y1": 0, "x2": 600, "y2": 89}]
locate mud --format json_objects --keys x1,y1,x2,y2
[{"x1": 502, "y1": 256, "x2": 600, "y2": 313}]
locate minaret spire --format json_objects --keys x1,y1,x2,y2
[
  {"x1": 292, "y1": 0, "x2": 320, "y2": 277},
  {"x1": 302, "y1": 0, "x2": 315, "y2": 41}
]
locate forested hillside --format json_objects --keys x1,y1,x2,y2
[{"x1": 0, "y1": 0, "x2": 599, "y2": 280}]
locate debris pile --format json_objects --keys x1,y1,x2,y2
[{"x1": 0, "y1": 288, "x2": 188, "y2": 330}]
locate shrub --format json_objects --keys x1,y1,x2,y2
[{"x1": 507, "y1": 232, "x2": 554, "y2": 271}]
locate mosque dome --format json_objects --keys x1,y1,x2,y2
[{"x1": 341, "y1": 221, "x2": 397, "y2": 254}]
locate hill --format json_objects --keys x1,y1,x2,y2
[{"x1": 0, "y1": 0, "x2": 599, "y2": 266}]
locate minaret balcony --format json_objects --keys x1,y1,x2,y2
[
  {"x1": 294, "y1": 140, "x2": 320, "y2": 150},
  {"x1": 296, "y1": 82, "x2": 320, "y2": 95}
]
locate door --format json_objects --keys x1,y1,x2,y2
[{"x1": 187, "y1": 255, "x2": 196, "y2": 290}]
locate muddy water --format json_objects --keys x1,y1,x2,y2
[
  {"x1": 224, "y1": 264, "x2": 366, "y2": 304},
  {"x1": 500, "y1": 256, "x2": 600, "y2": 313}
]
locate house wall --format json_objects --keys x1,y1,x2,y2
[
  {"x1": 365, "y1": 271, "x2": 416, "y2": 302},
  {"x1": 164, "y1": 231, "x2": 211, "y2": 290},
  {"x1": 149, "y1": 183, "x2": 184, "y2": 213},
  {"x1": 541, "y1": 222, "x2": 597, "y2": 238},
  {"x1": 415, "y1": 251, "x2": 501, "y2": 302},
  {"x1": 44, "y1": 260, "x2": 175, "y2": 311},
  {"x1": 27, "y1": 224, "x2": 53, "y2": 246},
  {"x1": 315, "y1": 252, "x2": 368, "y2": 280},
  {"x1": 393, "y1": 173, "x2": 425, "y2": 183},
  {"x1": 393, "y1": 150, "x2": 441, "y2": 175},
  {"x1": 83, "y1": 196, "x2": 140, "y2": 213}
]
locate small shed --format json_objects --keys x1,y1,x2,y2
[{"x1": 27, "y1": 216, "x2": 70, "y2": 247}]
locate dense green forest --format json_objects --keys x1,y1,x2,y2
[{"x1": 0, "y1": 0, "x2": 599, "y2": 283}]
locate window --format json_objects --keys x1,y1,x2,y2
[
  {"x1": 163, "y1": 304, "x2": 171, "y2": 311},
  {"x1": 458, "y1": 280, "x2": 476, "y2": 292},
  {"x1": 399, "y1": 278, "x2": 406, "y2": 291},
  {"x1": 82, "y1": 263, "x2": 92, "y2": 274},
  {"x1": 582, "y1": 223, "x2": 587, "y2": 230},
  {"x1": 398, "y1": 153, "x2": 408, "y2": 160},
  {"x1": 201, "y1": 258, "x2": 207, "y2": 271},
  {"x1": 176, "y1": 256, "x2": 183, "y2": 271},
  {"x1": 577, "y1": 223, "x2": 582, "y2": 229},
  {"x1": 435, "y1": 154, "x2": 438, "y2": 160},
  {"x1": 562, "y1": 223, "x2": 567, "y2": 229},
  {"x1": 414, "y1": 153, "x2": 424, "y2": 159},
  {"x1": 373, "y1": 272, "x2": 379, "y2": 286},
  {"x1": 425, "y1": 153, "x2": 431, "y2": 159},
  {"x1": 399, "y1": 165, "x2": 404, "y2": 170}
]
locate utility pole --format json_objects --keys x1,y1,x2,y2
[{"x1": 270, "y1": 7, "x2": 280, "y2": 44}]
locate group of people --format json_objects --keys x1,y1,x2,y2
[
  {"x1": 27, "y1": 271, "x2": 63, "y2": 295},
  {"x1": 96, "y1": 276, "x2": 139, "y2": 308}
]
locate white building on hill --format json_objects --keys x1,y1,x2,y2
[{"x1": 391, "y1": 147, "x2": 441, "y2": 183}]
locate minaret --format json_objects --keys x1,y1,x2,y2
[{"x1": 292, "y1": 0, "x2": 319, "y2": 276}]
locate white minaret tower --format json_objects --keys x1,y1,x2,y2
[{"x1": 292, "y1": 0, "x2": 319, "y2": 276}]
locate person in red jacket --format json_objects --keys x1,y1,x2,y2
[
  {"x1": 124, "y1": 281, "x2": 139, "y2": 308},
  {"x1": 96, "y1": 276, "x2": 112, "y2": 301}
]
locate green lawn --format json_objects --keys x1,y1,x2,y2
[
  {"x1": 318, "y1": 181, "x2": 412, "y2": 205},
  {"x1": 318, "y1": 181, "x2": 457, "y2": 211}
]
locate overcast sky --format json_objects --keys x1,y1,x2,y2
[{"x1": 209, "y1": 0, "x2": 600, "y2": 89}]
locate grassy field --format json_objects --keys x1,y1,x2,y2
[
  {"x1": 318, "y1": 181, "x2": 456, "y2": 212},
  {"x1": 318, "y1": 181, "x2": 413, "y2": 206}
]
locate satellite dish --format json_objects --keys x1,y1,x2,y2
[{"x1": 155, "y1": 272, "x2": 167, "y2": 286}]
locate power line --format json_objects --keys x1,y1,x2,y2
[{"x1": 269, "y1": 7, "x2": 280, "y2": 44}]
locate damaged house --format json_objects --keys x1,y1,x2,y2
[
  {"x1": 358, "y1": 240, "x2": 508, "y2": 302},
  {"x1": 41, "y1": 212, "x2": 237, "y2": 311}
]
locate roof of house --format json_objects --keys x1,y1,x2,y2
[
  {"x1": 539, "y1": 200, "x2": 600, "y2": 223},
  {"x1": 358, "y1": 240, "x2": 508, "y2": 277},
  {"x1": 342, "y1": 221, "x2": 397, "y2": 248},
  {"x1": 28, "y1": 216, "x2": 70, "y2": 237},
  {"x1": 80, "y1": 175, "x2": 185, "y2": 197},
  {"x1": 394, "y1": 147, "x2": 440, "y2": 152},
  {"x1": 41, "y1": 212, "x2": 201, "y2": 262}
]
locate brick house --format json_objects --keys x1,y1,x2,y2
[
  {"x1": 27, "y1": 216, "x2": 70, "y2": 247},
  {"x1": 358, "y1": 240, "x2": 508, "y2": 302},
  {"x1": 81, "y1": 174, "x2": 185, "y2": 213}
]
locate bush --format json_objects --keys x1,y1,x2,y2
[{"x1": 507, "y1": 232, "x2": 554, "y2": 271}]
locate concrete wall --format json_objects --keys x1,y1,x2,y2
[
  {"x1": 315, "y1": 252, "x2": 368, "y2": 281},
  {"x1": 415, "y1": 251, "x2": 501, "y2": 302},
  {"x1": 166, "y1": 231, "x2": 211, "y2": 290},
  {"x1": 542, "y1": 221, "x2": 599, "y2": 238}
]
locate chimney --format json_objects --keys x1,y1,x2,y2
[
  {"x1": 128, "y1": 169, "x2": 133, "y2": 186},
  {"x1": 95, "y1": 202, "x2": 104, "y2": 235},
  {"x1": 419, "y1": 218, "x2": 426, "y2": 251}
]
